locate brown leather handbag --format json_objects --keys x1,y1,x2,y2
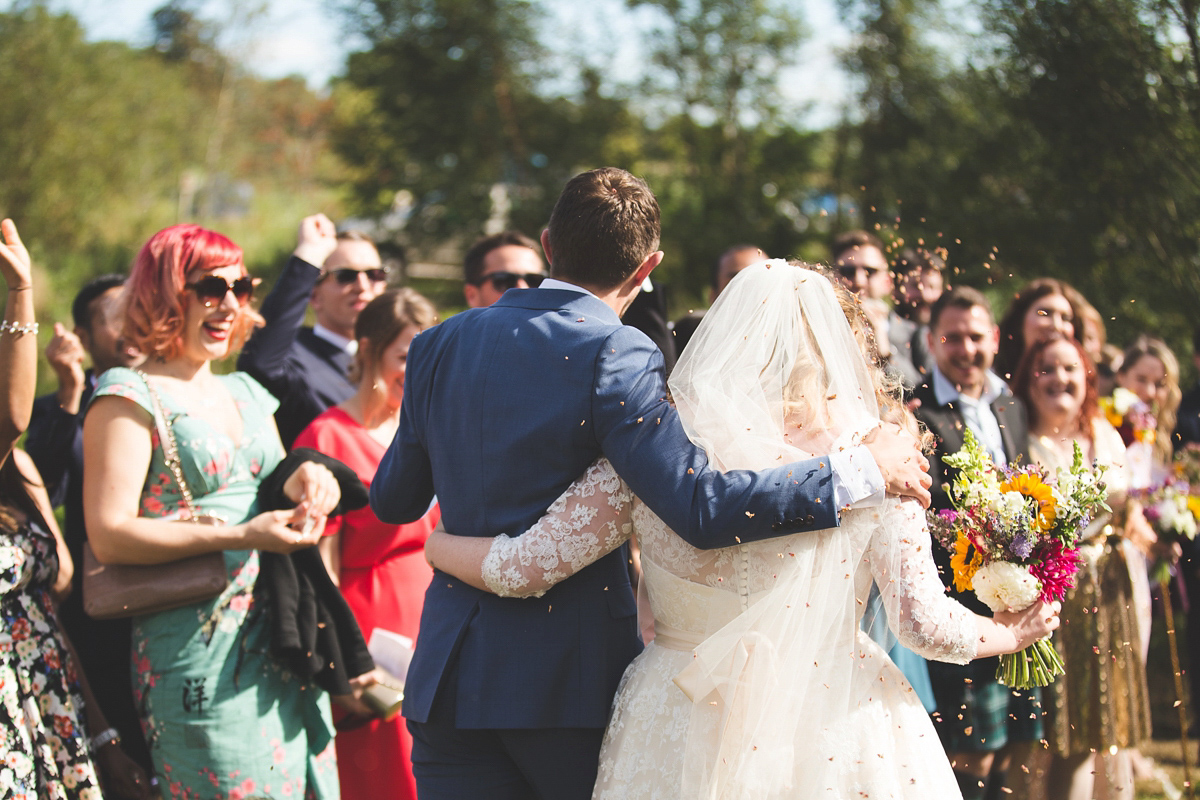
[{"x1": 82, "y1": 371, "x2": 228, "y2": 620}]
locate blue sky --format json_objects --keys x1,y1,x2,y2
[{"x1": 52, "y1": 0, "x2": 852, "y2": 127}]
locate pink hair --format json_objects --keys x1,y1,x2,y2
[{"x1": 122, "y1": 225, "x2": 261, "y2": 360}]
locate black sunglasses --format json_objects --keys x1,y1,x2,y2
[
  {"x1": 836, "y1": 264, "x2": 883, "y2": 278},
  {"x1": 185, "y1": 275, "x2": 256, "y2": 306},
  {"x1": 474, "y1": 271, "x2": 547, "y2": 292},
  {"x1": 326, "y1": 266, "x2": 390, "y2": 285}
]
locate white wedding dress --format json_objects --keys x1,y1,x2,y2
[
  {"x1": 480, "y1": 263, "x2": 981, "y2": 799},
  {"x1": 483, "y1": 457, "x2": 977, "y2": 800}
]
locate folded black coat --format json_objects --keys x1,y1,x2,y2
[{"x1": 254, "y1": 448, "x2": 375, "y2": 696}]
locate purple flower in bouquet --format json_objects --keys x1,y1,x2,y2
[{"x1": 1008, "y1": 532, "x2": 1034, "y2": 560}]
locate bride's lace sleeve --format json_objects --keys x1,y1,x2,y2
[
  {"x1": 866, "y1": 499, "x2": 977, "y2": 664},
  {"x1": 482, "y1": 458, "x2": 634, "y2": 598}
]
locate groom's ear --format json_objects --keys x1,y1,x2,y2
[
  {"x1": 540, "y1": 229, "x2": 554, "y2": 266},
  {"x1": 632, "y1": 250, "x2": 664, "y2": 286}
]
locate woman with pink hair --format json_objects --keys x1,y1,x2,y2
[{"x1": 84, "y1": 225, "x2": 345, "y2": 799}]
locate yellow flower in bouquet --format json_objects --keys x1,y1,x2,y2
[
  {"x1": 951, "y1": 533, "x2": 983, "y2": 592},
  {"x1": 1189, "y1": 496, "x2": 1200, "y2": 521},
  {"x1": 1000, "y1": 472, "x2": 1058, "y2": 533}
]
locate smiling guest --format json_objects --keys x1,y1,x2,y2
[
  {"x1": 83, "y1": 224, "x2": 346, "y2": 798},
  {"x1": 993, "y1": 277, "x2": 1081, "y2": 382},
  {"x1": 294, "y1": 288, "x2": 440, "y2": 800},
  {"x1": 912, "y1": 286, "x2": 1039, "y2": 800},
  {"x1": 462, "y1": 230, "x2": 546, "y2": 308},
  {"x1": 1011, "y1": 334, "x2": 1153, "y2": 800},
  {"x1": 239, "y1": 214, "x2": 390, "y2": 447}
]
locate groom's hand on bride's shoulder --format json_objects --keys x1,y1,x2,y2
[{"x1": 863, "y1": 422, "x2": 932, "y2": 509}]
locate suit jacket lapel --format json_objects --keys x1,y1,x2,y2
[
  {"x1": 298, "y1": 328, "x2": 354, "y2": 376},
  {"x1": 928, "y1": 403, "x2": 966, "y2": 458},
  {"x1": 992, "y1": 396, "x2": 1028, "y2": 466}
]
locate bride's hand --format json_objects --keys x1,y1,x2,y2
[
  {"x1": 863, "y1": 422, "x2": 932, "y2": 508},
  {"x1": 993, "y1": 600, "x2": 1061, "y2": 652}
]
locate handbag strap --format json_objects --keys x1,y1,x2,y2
[{"x1": 135, "y1": 369, "x2": 199, "y2": 519}]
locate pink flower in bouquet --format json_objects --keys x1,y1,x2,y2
[{"x1": 1029, "y1": 540, "x2": 1081, "y2": 604}]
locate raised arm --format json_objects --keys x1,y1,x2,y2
[
  {"x1": 425, "y1": 458, "x2": 633, "y2": 597},
  {"x1": 0, "y1": 220, "x2": 37, "y2": 465},
  {"x1": 236, "y1": 214, "x2": 338, "y2": 391},
  {"x1": 868, "y1": 499, "x2": 1059, "y2": 663}
]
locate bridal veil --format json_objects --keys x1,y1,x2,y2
[{"x1": 667, "y1": 261, "x2": 905, "y2": 798}]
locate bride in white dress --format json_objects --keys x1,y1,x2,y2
[{"x1": 426, "y1": 261, "x2": 1059, "y2": 799}]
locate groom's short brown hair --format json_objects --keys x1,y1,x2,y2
[{"x1": 547, "y1": 168, "x2": 661, "y2": 290}]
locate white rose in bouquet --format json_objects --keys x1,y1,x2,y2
[{"x1": 973, "y1": 561, "x2": 1043, "y2": 613}]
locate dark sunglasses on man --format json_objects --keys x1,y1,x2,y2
[
  {"x1": 472, "y1": 271, "x2": 547, "y2": 292},
  {"x1": 323, "y1": 266, "x2": 391, "y2": 285},
  {"x1": 836, "y1": 264, "x2": 883, "y2": 279},
  {"x1": 185, "y1": 275, "x2": 258, "y2": 307}
]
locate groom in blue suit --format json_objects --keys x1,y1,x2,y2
[{"x1": 371, "y1": 167, "x2": 931, "y2": 799}]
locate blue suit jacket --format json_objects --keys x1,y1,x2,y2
[{"x1": 371, "y1": 288, "x2": 839, "y2": 729}]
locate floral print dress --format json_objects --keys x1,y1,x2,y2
[
  {"x1": 92, "y1": 368, "x2": 339, "y2": 800},
  {"x1": 0, "y1": 514, "x2": 101, "y2": 799}
]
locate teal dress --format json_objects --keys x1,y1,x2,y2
[{"x1": 92, "y1": 368, "x2": 339, "y2": 800}]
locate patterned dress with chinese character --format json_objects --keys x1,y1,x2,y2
[
  {"x1": 92, "y1": 368, "x2": 339, "y2": 800},
  {"x1": 0, "y1": 514, "x2": 101, "y2": 799}
]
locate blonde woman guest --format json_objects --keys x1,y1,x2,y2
[
  {"x1": 84, "y1": 225, "x2": 345, "y2": 799},
  {"x1": 295, "y1": 289, "x2": 440, "y2": 800}
]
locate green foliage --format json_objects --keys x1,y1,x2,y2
[
  {"x1": 837, "y1": 0, "x2": 1200, "y2": 367},
  {"x1": 0, "y1": 3, "x2": 346, "y2": 395},
  {"x1": 334, "y1": 0, "x2": 556, "y2": 242}
]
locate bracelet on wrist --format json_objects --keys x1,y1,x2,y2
[
  {"x1": 0, "y1": 320, "x2": 38, "y2": 336},
  {"x1": 89, "y1": 727, "x2": 121, "y2": 751}
]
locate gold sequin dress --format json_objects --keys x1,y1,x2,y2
[{"x1": 1029, "y1": 420, "x2": 1152, "y2": 757}]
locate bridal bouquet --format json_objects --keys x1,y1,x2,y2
[{"x1": 928, "y1": 430, "x2": 1109, "y2": 689}]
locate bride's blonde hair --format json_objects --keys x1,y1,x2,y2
[{"x1": 780, "y1": 261, "x2": 931, "y2": 451}]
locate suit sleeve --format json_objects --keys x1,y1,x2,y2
[
  {"x1": 593, "y1": 326, "x2": 838, "y2": 549},
  {"x1": 25, "y1": 393, "x2": 77, "y2": 509},
  {"x1": 237, "y1": 255, "x2": 322, "y2": 399},
  {"x1": 370, "y1": 336, "x2": 436, "y2": 524}
]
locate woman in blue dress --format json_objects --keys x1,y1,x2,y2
[{"x1": 83, "y1": 224, "x2": 344, "y2": 799}]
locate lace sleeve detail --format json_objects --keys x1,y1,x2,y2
[
  {"x1": 482, "y1": 458, "x2": 634, "y2": 598},
  {"x1": 867, "y1": 499, "x2": 977, "y2": 665}
]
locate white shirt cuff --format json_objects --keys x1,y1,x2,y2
[{"x1": 829, "y1": 428, "x2": 885, "y2": 513}]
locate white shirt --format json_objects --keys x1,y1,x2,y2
[
  {"x1": 311, "y1": 323, "x2": 357, "y2": 357},
  {"x1": 931, "y1": 365, "x2": 1009, "y2": 466},
  {"x1": 537, "y1": 278, "x2": 884, "y2": 514}
]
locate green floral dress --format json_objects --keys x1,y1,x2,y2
[
  {"x1": 0, "y1": 516, "x2": 101, "y2": 799},
  {"x1": 92, "y1": 367, "x2": 339, "y2": 800}
]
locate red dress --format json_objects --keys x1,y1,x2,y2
[{"x1": 294, "y1": 406, "x2": 440, "y2": 800}]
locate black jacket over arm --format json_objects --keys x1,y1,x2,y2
[{"x1": 237, "y1": 256, "x2": 356, "y2": 448}]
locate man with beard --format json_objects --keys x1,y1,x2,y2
[{"x1": 912, "y1": 286, "x2": 1038, "y2": 800}]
